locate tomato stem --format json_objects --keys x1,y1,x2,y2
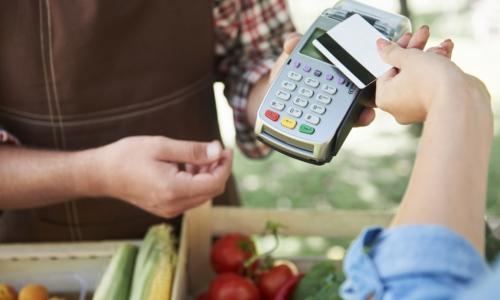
[{"x1": 244, "y1": 220, "x2": 285, "y2": 272}]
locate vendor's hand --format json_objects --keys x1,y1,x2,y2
[
  {"x1": 375, "y1": 38, "x2": 489, "y2": 124},
  {"x1": 88, "y1": 136, "x2": 232, "y2": 218}
]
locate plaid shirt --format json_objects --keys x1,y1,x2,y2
[{"x1": 0, "y1": 0, "x2": 295, "y2": 158}]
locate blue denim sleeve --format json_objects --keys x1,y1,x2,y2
[
  {"x1": 340, "y1": 225, "x2": 490, "y2": 300},
  {"x1": 455, "y1": 258, "x2": 500, "y2": 300}
]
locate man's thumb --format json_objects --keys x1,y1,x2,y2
[{"x1": 377, "y1": 38, "x2": 405, "y2": 68}]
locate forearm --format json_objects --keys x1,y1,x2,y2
[
  {"x1": 392, "y1": 77, "x2": 493, "y2": 251},
  {"x1": 0, "y1": 146, "x2": 99, "y2": 209}
]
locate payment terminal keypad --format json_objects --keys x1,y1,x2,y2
[{"x1": 263, "y1": 58, "x2": 343, "y2": 136}]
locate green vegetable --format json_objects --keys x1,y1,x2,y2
[
  {"x1": 293, "y1": 261, "x2": 345, "y2": 300},
  {"x1": 129, "y1": 223, "x2": 177, "y2": 300},
  {"x1": 92, "y1": 244, "x2": 139, "y2": 300}
]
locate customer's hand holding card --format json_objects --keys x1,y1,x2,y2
[{"x1": 313, "y1": 14, "x2": 393, "y2": 89}]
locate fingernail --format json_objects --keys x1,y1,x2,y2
[
  {"x1": 420, "y1": 25, "x2": 429, "y2": 31},
  {"x1": 377, "y1": 38, "x2": 390, "y2": 49},
  {"x1": 440, "y1": 38, "x2": 453, "y2": 46},
  {"x1": 206, "y1": 141, "x2": 222, "y2": 160}
]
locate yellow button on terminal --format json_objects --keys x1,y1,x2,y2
[{"x1": 281, "y1": 117, "x2": 297, "y2": 129}]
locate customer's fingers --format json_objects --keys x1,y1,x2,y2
[
  {"x1": 407, "y1": 25, "x2": 430, "y2": 49},
  {"x1": 397, "y1": 32, "x2": 412, "y2": 48},
  {"x1": 377, "y1": 39, "x2": 408, "y2": 68},
  {"x1": 427, "y1": 39, "x2": 454, "y2": 59}
]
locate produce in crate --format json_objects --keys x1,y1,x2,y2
[
  {"x1": 293, "y1": 261, "x2": 345, "y2": 300},
  {"x1": 0, "y1": 283, "x2": 69, "y2": 300},
  {"x1": 18, "y1": 284, "x2": 49, "y2": 300},
  {"x1": 256, "y1": 265, "x2": 294, "y2": 300},
  {"x1": 210, "y1": 233, "x2": 256, "y2": 274},
  {"x1": 92, "y1": 244, "x2": 138, "y2": 300},
  {"x1": 92, "y1": 223, "x2": 177, "y2": 300},
  {"x1": 208, "y1": 273, "x2": 260, "y2": 300},
  {"x1": 198, "y1": 221, "x2": 348, "y2": 300},
  {"x1": 0, "y1": 284, "x2": 16, "y2": 300},
  {"x1": 273, "y1": 274, "x2": 304, "y2": 300},
  {"x1": 129, "y1": 224, "x2": 177, "y2": 300},
  {"x1": 199, "y1": 222, "x2": 309, "y2": 300}
]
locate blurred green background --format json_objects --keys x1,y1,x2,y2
[{"x1": 215, "y1": 0, "x2": 500, "y2": 216}]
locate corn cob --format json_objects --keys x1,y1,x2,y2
[
  {"x1": 92, "y1": 244, "x2": 138, "y2": 300},
  {"x1": 129, "y1": 223, "x2": 177, "y2": 300}
]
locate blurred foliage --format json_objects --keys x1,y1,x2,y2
[{"x1": 235, "y1": 131, "x2": 500, "y2": 215}]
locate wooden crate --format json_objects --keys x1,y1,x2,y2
[
  {"x1": 0, "y1": 205, "x2": 393, "y2": 299},
  {"x1": 178, "y1": 203, "x2": 393, "y2": 298},
  {"x1": 0, "y1": 217, "x2": 189, "y2": 300}
]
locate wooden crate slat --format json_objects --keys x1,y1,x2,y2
[
  {"x1": 0, "y1": 240, "x2": 138, "y2": 260},
  {"x1": 211, "y1": 207, "x2": 393, "y2": 238},
  {"x1": 185, "y1": 201, "x2": 213, "y2": 294}
]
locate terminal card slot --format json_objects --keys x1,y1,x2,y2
[{"x1": 261, "y1": 125, "x2": 314, "y2": 154}]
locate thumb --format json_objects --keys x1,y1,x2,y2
[
  {"x1": 377, "y1": 38, "x2": 406, "y2": 68},
  {"x1": 156, "y1": 138, "x2": 223, "y2": 164},
  {"x1": 283, "y1": 33, "x2": 302, "y2": 55}
]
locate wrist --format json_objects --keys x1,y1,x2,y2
[
  {"x1": 426, "y1": 74, "x2": 493, "y2": 127},
  {"x1": 70, "y1": 148, "x2": 107, "y2": 198}
]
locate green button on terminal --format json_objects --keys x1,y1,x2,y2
[{"x1": 299, "y1": 124, "x2": 315, "y2": 135}]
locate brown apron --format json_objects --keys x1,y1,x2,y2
[{"x1": 0, "y1": 0, "x2": 239, "y2": 242}]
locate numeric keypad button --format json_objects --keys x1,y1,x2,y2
[
  {"x1": 321, "y1": 84, "x2": 337, "y2": 95},
  {"x1": 292, "y1": 97, "x2": 308, "y2": 108},
  {"x1": 276, "y1": 90, "x2": 291, "y2": 101},
  {"x1": 304, "y1": 77, "x2": 320, "y2": 88},
  {"x1": 316, "y1": 94, "x2": 332, "y2": 104},
  {"x1": 311, "y1": 104, "x2": 326, "y2": 115},
  {"x1": 298, "y1": 87, "x2": 314, "y2": 98},
  {"x1": 281, "y1": 81, "x2": 297, "y2": 91},
  {"x1": 270, "y1": 100, "x2": 285, "y2": 111},
  {"x1": 305, "y1": 114, "x2": 320, "y2": 125},
  {"x1": 287, "y1": 71, "x2": 302, "y2": 82},
  {"x1": 287, "y1": 107, "x2": 303, "y2": 118}
]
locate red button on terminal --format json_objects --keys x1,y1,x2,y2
[{"x1": 265, "y1": 109, "x2": 280, "y2": 121}]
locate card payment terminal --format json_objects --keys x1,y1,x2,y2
[{"x1": 254, "y1": 0, "x2": 411, "y2": 165}]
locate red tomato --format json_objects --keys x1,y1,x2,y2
[
  {"x1": 195, "y1": 291, "x2": 210, "y2": 300},
  {"x1": 273, "y1": 274, "x2": 304, "y2": 300},
  {"x1": 257, "y1": 265, "x2": 294, "y2": 300},
  {"x1": 209, "y1": 273, "x2": 261, "y2": 300},
  {"x1": 211, "y1": 233, "x2": 256, "y2": 274}
]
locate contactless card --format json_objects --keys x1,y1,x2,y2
[{"x1": 312, "y1": 14, "x2": 393, "y2": 89}]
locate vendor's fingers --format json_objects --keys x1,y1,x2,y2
[
  {"x1": 283, "y1": 33, "x2": 302, "y2": 54},
  {"x1": 354, "y1": 108, "x2": 376, "y2": 127},
  {"x1": 199, "y1": 164, "x2": 210, "y2": 173},
  {"x1": 171, "y1": 149, "x2": 233, "y2": 198},
  {"x1": 397, "y1": 32, "x2": 412, "y2": 48},
  {"x1": 185, "y1": 163, "x2": 199, "y2": 175},
  {"x1": 208, "y1": 160, "x2": 219, "y2": 173},
  {"x1": 407, "y1": 25, "x2": 430, "y2": 49}
]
